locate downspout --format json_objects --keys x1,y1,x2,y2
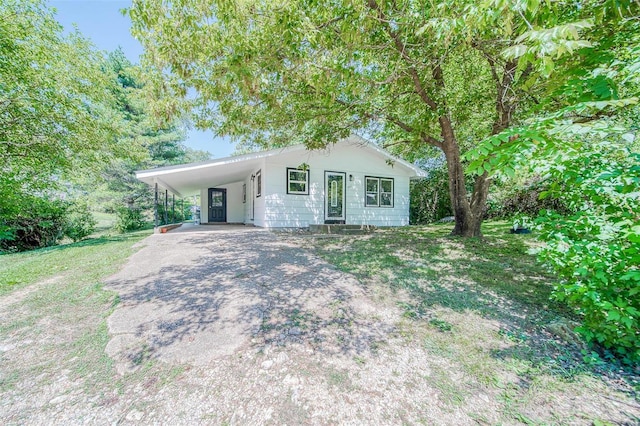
[{"x1": 250, "y1": 174, "x2": 255, "y2": 221}]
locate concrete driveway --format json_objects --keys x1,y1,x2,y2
[{"x1": 104, "y1": 224, "x2": 391, "y2": 372}]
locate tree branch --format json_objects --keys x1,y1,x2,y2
[{"x1": 366, "y1": 0, "x2": 439, "y2": 111}]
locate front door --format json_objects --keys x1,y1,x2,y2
[
  {"x1": 208, "y1": 188, "x2": 227, "y2": 222},
  {"x1": 325, "y1": 171, "x2": 346, "y2": 224}
]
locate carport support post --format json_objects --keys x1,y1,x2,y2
[
  {"x1": 172, "y1": 194, "x2": 175, "y2": 224},
  {"x1": 154, "y1": 183, "x2": 158, "y2": 228},
  {"x1": 164, "y1": 189, "x2": 168, "y2": 225}
]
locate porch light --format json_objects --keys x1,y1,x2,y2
[{"x1": 349, "y1": 174, "x2": 354, "y2": 182}]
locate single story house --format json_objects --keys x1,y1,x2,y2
[{"x1": 135, "y1": 135, "x2": 427, "y2": 228}]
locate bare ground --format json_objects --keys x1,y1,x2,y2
[{"x1": 1, "y1": 226, "x2": 638, "y2": 425}]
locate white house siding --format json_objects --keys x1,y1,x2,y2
[
  {"x1": 243, "y1": 175, "x2": 253, "y2": 224},
  {"x1": 262, "y1": 143, "x2": 412, "y2": 228},
  {"x1": 241, "y1": 162, "x2": 267, "y2": 226}
]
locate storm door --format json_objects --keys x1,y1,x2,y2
[
  {"x1": 324, "y1": 171, "x2": 346, "y2": 224},
  {"x1": 208, "y1": 188, "x2": 227, "y2": 222}
]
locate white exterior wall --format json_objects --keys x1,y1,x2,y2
[
  {"x1": 238, "y1": 162, "x2": 267, "y2": 226},
  {"x1": 199, "y1": 181, "x2": 245, "y2": 224},
  {"x1": 243, "y1": 175, "x2": 253, "y2": 224},
  {"x1": 262, "y1": 144, "x2": 412, "y2": 228},
  {"x1": 251, "y1": 160, "x2": 267, "y2": 227}
]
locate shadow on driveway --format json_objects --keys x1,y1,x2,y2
[{"x1": 104, "y1": 227, "x2": 393, "y2": 372}]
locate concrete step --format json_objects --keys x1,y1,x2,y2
[
  {"x1": 309, "y1": 224, "x2": 377, "y2": 235},
  {"x1": 339, "y1": 229, "x2": 367, "y2": 235}
]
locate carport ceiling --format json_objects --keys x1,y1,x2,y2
[
  {"x1": 136, "y1": 158, "x2": 263, "y2": 197},
  {"x1": 135, "y1": 146, "x2": 303, "y2": 197}
]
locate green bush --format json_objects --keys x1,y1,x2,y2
[
  {"x1": 410, "y1": 167, "x2": 452, "y2": 224},
  {"x1": 65, "y1": 200, "x2": 97, "y2": 242},
  {"x1": 114, "y1": 206, "x2": 146, "y2": 232},
  {"x1": 486, "y1": 176, "x2": 569, "y2": 219},
  {"x1": 535, "y1": 151, "x2": 639, "y2": 364},
  {"x1": 0, "y1": 196, "x2": 68, "y2": 252},
  {"x1": 0, "y1": 197, "x2": 98, "y2": 252}
]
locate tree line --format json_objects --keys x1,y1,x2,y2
[{"x1": 0, "y1": 0, "x2": 209, "y2": 252}]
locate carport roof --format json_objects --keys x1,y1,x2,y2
[{"x1": 135, "y1": 136, "x2": 427, "y2": 197}]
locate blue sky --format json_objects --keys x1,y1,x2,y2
[{"x1": 49, "y1": 0, "x2": 235, "y2": 158}]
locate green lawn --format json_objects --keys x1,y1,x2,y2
[
  {"x1": 0, "y1": 230, "x2": 156, "y2": 399},
  {"x1": 0, "y1": 230, "x2": 151, "y2": 296},
  {"x1": 92, "y1": 211, "x2": 117, "y2": 234}
]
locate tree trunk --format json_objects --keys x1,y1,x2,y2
[
  {"x1": 434, "y1": 57, "x2": 517, "y2": 237},
  {"x1": 440, "y1": 116, "x2": 488, "y2": 237}
]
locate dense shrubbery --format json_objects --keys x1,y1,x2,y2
[
  {"x1": 65, "y1": 201, "x2": 97, "y2": 242},
  {"x1": 486, "y1": 176, "x2": 570, "y2": 220},
  {"x1": 114, "y1": 206, "x2": 146, "y2": 232},
  {"x1": 0, "y1": 196, "x2": 96, "y2": 252},
  {"x1": 535, "y1": 150, "x2": 639, "y2": 364},
  {"x1": 410, "y1": 167, "x2": 452, "y2": 224}
]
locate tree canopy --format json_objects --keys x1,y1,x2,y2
[{"x1": 1, "y1": 0, "x2": 140, "y2": 179}]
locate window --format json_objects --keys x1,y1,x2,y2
[
  {"x1": 287, "y1": 168, "x2": 309, "y2": 194},
  {"x1": 242, "y1": 183, "x2": 246, "y2": 203},
  {"x1": 256, "y1": 170, "x2": 262, "y2": 198},
  {"x1": 365, "y1": 176, "x2": 394, "y2": 207}
]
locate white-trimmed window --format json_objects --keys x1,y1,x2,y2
[
  {"x1": 365, "y1": 176, "x2": 394, "y2": 207},
  {"x1": 287, "y1": 168, "x2": 309, "y2": 195}
]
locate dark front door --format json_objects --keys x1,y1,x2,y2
[
  {"x1": 325, "y1": 171, "x2": 346, "y2": 224},
  {"x1": 208, "y1": 188, "x2": 227, "y2": 222}
]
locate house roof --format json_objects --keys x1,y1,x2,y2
[{"x1": 135, "y1": 135, "x2": 427, "y2": 197}]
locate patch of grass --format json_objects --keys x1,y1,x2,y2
[
  {"x1": 314, "y1": 222, "x2": 567, "y2": 321},
  {"x1": 428, "y1": 318, "x2": 453, "y2": 333},
  {"x1": 0, "y1": 230, "x2": 152, "y2": 295},
  {"x1": 92, "y1": 211, "x2": 116, "y2": 236},
  {"x1": 428, "y1": 365, "x2": 469, "y2": 406},
  {"x1": 311, "y1": 222, "x2": 572, "y2": 336},
  {"x1": 0, "y1": 228, "x2": 155, "y2": 404},
  {"x1": 0, "y1": 369, "x2": 20, "y2": 392},
  {"x1": 70, "y1": 319, "x2": 116, "y2": 391},
  {"x1": 325, "y1": 367, "x2": 352, "y2": 389}
]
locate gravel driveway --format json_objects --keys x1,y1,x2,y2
[{"x1": 105, "y1": 224, "x2": 392, "y2": 372}]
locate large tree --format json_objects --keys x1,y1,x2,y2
[
  {"x1": 0, "y1": 0, "x2": 134, "y2": 208},
  {"x1": 465, "y1": 1, "x2": 639, "y2": 362},
  {"x1": 72, "y1": 49, "x2": 211, "y2": 211},
  {"x1": 128, "y1": 0, "x2": 601, "y2": 236}
]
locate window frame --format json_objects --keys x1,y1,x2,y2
[
  {"x1": 286, "y1": 167, "x2": 310, "y2": 195},
  {"x1": 256, "y1": 169, "x2": 262, "y2": 198},
  {"x1": 364, "y1": 176, "x2": 394, "y2": 208}
]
